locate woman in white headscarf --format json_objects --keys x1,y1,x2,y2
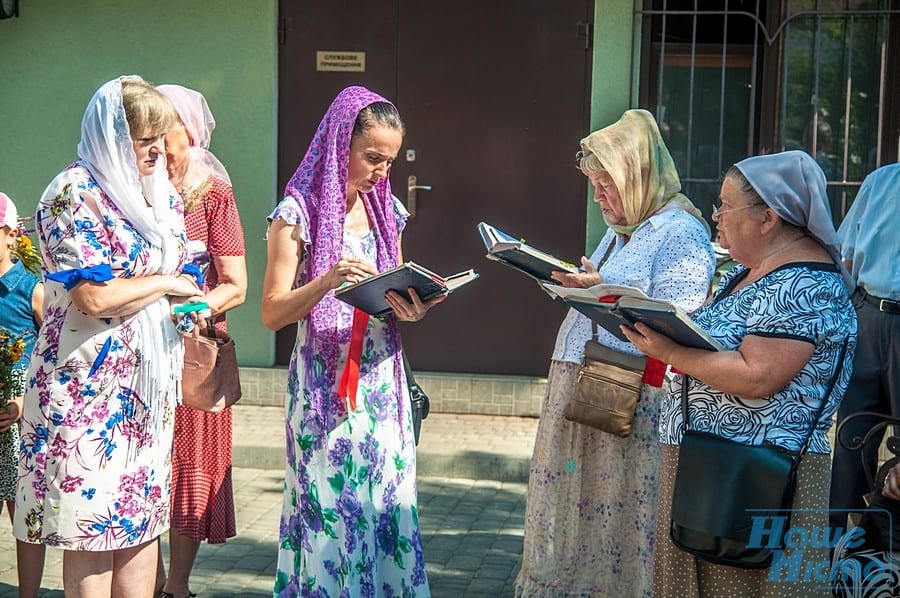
[
  {"x1": 155, "y1": 84, "x2": 247, "y2": 598},
  {"x1": 13, "y1": 76, "x2": 202, "y2": 597},
  {"x1": 624, "y1": 150, "x2": 857, "y2": 596}
]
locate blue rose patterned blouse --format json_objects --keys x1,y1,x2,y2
[{"x1": 659, "y1": 262, "x2": 857, "y2": 454}]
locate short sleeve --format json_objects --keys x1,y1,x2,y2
[
  {"x1": 268, "y1": 196, "x2": 310, "y2": 244},
  {"x1": 745, "y1": 269, "x2": 838, "y2": 343},
  {"x1": 36, "y1": 167, "x2": 112, "y2": 276},
  {"x1": 204, "y1": 178, "x2": 246, "y2": 257},
  {"x1": 393, "y1": 195, "x2": 409, "y2": 235}
]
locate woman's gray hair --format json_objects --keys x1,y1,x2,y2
[{"x1": 576, "y1": 149, "x2": 605, "y2": 177}]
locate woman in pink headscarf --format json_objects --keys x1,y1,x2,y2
[
  {"x1": 261, "y1": 86, "x2": 441, "y2": 595},
  {"x1": 155, "y1": 84, "x2": 247, "y2": 598}
]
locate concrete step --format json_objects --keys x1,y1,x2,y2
[
  {"x1": 232, "y1": 405, "x2": 539, "y2": 483},
  {"x1": 237, "y1": 366, "x2": 549, "y2": 418}
]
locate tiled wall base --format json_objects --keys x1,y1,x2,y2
[{"x1": 238, "y1": 367, "x2": 547, "y2": 417}]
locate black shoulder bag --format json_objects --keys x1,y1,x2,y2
[{"x1": 669, "y1": 339, "x2": 848, "y2": 568}]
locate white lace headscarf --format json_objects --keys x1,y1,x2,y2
[
  {"x1": 156, "y1": 84, "x2": 231, "y2": 186},
  {"x1": 76, "y1": 76, "x2": 184, "y2": 408}
]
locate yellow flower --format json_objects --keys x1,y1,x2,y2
[
  {"x1": 0, "y1": 327, "x2": 26, "y2": 409},
  {"x1": 14, "y1": 233, "x2": 42, "y2": 275},
  {"x1": 9, "y1": 339, "x2": 24, "y2": 363}
]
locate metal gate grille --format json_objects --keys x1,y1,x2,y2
[{"x1": 637, "y1": 0, "x2": 899, "y2": 223}]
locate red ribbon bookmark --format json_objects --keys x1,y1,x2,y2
[
  {"x1": 338, "y1": 308, "x2": 369, "y2": 411},
  {"x1": 642, "y1": 357, "x2": 668, "y2": 388}
]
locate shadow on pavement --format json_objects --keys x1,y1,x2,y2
[{"x1": 418, "y1": 476, "x2": 527, "y2": 597}]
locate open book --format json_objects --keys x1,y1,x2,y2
[
  {"x1": 335, "y1": 262, "x2": 479, "y2": 317},
  {"x1": 477, "y1": 221, "x2": 577, "y2": 283},
  {"x1": 543, "y1": 282, "x2": 724, "y2": 351}
]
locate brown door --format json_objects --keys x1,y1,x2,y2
[{"x1": 278, "y1": 1, "x2": 593, "y2": 376}]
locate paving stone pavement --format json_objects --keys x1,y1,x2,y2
[{"x1": 0, "y1": 409, "x2": 538, "y2": 597}]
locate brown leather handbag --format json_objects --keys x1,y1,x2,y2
[
  {"x1": 181, "y1": 326, "x2": 242, "y2": 412},
  {"x1": 564, "y1": 340, "x2": 646, "y2": 437}
]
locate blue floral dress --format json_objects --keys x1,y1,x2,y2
[
  {"x1": 274, "y1": 200, "x2": 428, "y2": 597},
  {"x1": 13, "y1": 165, "x2": 187, "y2": 550}
]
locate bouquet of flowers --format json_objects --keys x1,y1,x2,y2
[
  {"x1": 0, "y1": 326, "x2": 26, "y2": 411},
  {"x1": 13, "y1": 217, "x2": 41, "y2": 275}
]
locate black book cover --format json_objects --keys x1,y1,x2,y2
[{"x1": 335, "y1": 263, "x2": 478, "y2": 317}]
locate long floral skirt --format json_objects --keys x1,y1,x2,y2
[{"x1": 515, "y1": 360, "x2": 663, "y2": 597}]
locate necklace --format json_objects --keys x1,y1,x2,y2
[{"x1": 180, "y1": 178, "x2": 212, "y2": 213}]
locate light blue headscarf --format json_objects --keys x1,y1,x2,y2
[{"x1": 735, "y1": 150, "x2": 852, "y2": 289}]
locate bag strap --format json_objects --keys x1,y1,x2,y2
[
  {"x1": 681, "y1": 337, "x2": 849, "y2": 456},
  {"x1": 590, "y1": 238, "x2": 617, "y2": 342},
  {"x1": 597, "y1": 236, "x2": 616, "y2": 268}
]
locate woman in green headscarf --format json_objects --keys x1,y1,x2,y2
[{"x1": 515, "y1": 109, "x2": 714, "y2": 597}]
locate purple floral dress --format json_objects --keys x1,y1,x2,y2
[
  {"x1": 13, "y1": 165, "x2": 187, "y2": 550},
  {"x1": 273, "y1": 197, "x2": 428, "y2": 597}
]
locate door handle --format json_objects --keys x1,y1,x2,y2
[{"x1": 407, "y1": 175, "x2": 432, "y2": 217}]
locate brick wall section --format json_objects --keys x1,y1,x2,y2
[
  {"x1": 238, "y1": 367, "x2": 289, "y2": 408},
  {"x1": 238, "y1": 367, "x2": 547, "y2": 417}
]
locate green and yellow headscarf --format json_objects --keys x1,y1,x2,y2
[{"x1": 579, "y1": 109, "x2": 708, "y2": 237}]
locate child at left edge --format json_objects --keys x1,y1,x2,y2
[{"x1": 0, "y1": 191, "x2": 46, "y2": 598}]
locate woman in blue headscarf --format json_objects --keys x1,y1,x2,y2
[{"x1": 624, "y1": 150, "x2": 857, "y2": 596}]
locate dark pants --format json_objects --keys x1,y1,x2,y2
[{"x1": 829, "y1": 291, "x2": 900, "y2": 531}]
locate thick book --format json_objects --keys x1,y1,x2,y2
[
  {"x1": 334, "y1": 262, "x2": 479, "y2": 317},
  {"x1": 543, "y1": 282, "x2": 724, "y2": 351},
  {"x1": 477, "y1": 221, "x2": 578, "y2": 283}
]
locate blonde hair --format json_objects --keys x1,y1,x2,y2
[{"x1": 120, "y1": 76, "x2": 176, "y2": 139}]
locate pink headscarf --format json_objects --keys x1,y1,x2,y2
[
  {"x1": 157, "y1": 84, "x2": 231, "y2": 185},
  {"x1": 281, "y1": 86, "x2": 403, "y2": 433},
  {"x1": 0, "y1": 192, "x2": 18, "y2": 230}
]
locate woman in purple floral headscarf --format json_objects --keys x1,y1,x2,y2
[{"x1": 262, "y1": 86, "x2": 441, "y2": 596}]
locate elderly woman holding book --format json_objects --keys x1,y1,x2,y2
[
  {"x1": 623, "y1": 150, "x2": 857, "y2": 596},
  {"x1": 515, "y1": 109, "x2": 715, "y2": 597}
]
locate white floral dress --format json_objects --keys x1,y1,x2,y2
[{"x1": 14, "y1": 165, "x2": 187, "y2": 550}]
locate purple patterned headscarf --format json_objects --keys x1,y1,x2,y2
[{"x1": 283, "y1": 86, "x2": 403, "y2": 432}]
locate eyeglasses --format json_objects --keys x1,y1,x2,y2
[{"x1": 712, "y1": 202, "x2": 764, "y2": 220}]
